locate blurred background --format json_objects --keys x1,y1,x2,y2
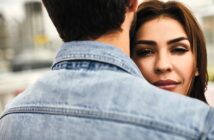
[{"x1": 0, "y1": 0, "x2": 214, "y2": 113}]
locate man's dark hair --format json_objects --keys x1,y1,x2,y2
[{"x1": 42, "y1": 0, "x2": 130, "y2": 42}]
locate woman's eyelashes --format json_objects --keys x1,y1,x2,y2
[
  {"x1": 136, "y1": 48, "x2": 154, "y2": 57},
  {"x1": 135, "y1": 44, "x2": 190, "y2": 58},
  {"x1": 170, "y1": 44, "x2": 189, "y2": 55}
]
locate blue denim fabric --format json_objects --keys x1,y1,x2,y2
[{"x1": 1, "y1": 41, "x2": 214, "y2": 140}]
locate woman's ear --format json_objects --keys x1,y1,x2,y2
[
  {"x1": 195, "y1": 68, "x2": 199, "y2": 76},
  {"x1": 128, "y1": 0, "x2": 138, "y2": 12}
]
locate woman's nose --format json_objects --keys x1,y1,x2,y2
[{"x1": 154, "y1": 52, "x2": 172, "y2": 74}]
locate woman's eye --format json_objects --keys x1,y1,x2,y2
[
  {"x1": 136, "y1": 49, "x2": 154, "y2": 57},
  {"x1": 171, "y1": 47, "x2": 188, "y2": 55}
]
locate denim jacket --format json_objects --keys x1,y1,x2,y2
[{"x1": 1, "y1": 41, "x2": 214, "y2": 140}]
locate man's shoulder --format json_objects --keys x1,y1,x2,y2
[{"x1": 2, "y1": 69, "x2": 214, "y2": 139}]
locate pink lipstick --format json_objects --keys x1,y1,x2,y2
[{"x1": 153, "y1": 80, "x2": 180, "y2": 91}]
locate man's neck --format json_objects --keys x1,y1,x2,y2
[
  {"x1": 96, "y1": 30, "x2": 130, "y2": 56},
  {"x1": 95, "y1": 11, "x2": 135, "y2": 57}
]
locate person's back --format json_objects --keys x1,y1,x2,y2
[{"x1": 1, "y1": 0, "x2": 214, "y2": 140}]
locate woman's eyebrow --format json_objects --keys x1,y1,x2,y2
[
  {"x1": 167, "y1": 37, "x2": 189, "y2": 45},
  {"x1": 135, "y1": 40, "x2": 156, "y2": 46}
]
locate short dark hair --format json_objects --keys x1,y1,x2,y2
[
  {"x1": 42, "y1": 0, "x2": 129, "y2": 42},
  {"x1": 131, "y1": 0, "x2": 208, "y2": 102}
]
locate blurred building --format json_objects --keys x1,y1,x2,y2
[
  {"x1": 7, "y1": 1, "x2": 54, "y2": 72},
  {"x1": 0, "y1": 1, "x2": 52, "y2": 71},
  {"x1": 0, "y1": 12, "x2": 11, "y2": 72},
  {"x1": 0, "y1": 13, "x2": 8, "y2": 51},
  {"x1": 17, "y1": 1, "x2": 47, "y2": 53}
]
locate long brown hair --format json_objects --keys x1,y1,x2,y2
[{"x1": 131, "y1": 0, "x2": 208, "y2": 102}]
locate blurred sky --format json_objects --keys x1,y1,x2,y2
[{"x1": 0, "y1": 0, "x2": 25, "y2": 20}]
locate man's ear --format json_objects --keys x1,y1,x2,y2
[{"x1": 128, "y1": 0, "x2": 138, "y2": 12}]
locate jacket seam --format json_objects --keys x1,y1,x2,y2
[{"x1": 1, "y1": 106, "x2": 198, "y2": 139}]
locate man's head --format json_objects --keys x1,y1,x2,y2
[{"x1": 42, "y1": 0, "x2": 137, "y2": 42}]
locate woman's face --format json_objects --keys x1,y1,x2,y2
[{"x1": 134, "y1": 17, "x2": 197, "y2": 95}]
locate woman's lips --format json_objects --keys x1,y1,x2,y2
[{"x1": 153, "y1": 80, "x2": 180, "y2": 90}]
